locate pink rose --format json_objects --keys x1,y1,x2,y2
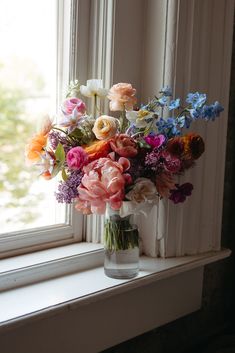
[
  {"x1": 144, "y1": 134, "x2": 165, "y2": 148},
  {"x1": 110, "y1": 134, "x2": 138, "y2": 158},
  {"x1": 75, "y1": 157, "x2": 131, "y2": 214},
  {"x1": 107, "y1": 83, "x2": 137, "y2": 111},
  {"x1": 62, "y1": 97, "x2": 86, "y2": 116},
  {"x1": 66, "y1": 147, "x2": 88, "y2": 170}
]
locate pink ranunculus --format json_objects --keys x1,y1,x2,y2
[
  {"x1": 144, "y1": 134, "x2": 165, "y2": 148},
  {"x1": 110, "y1": 134, "x2": 138, "y2": 158},
  {"x1": 107, "y1": 83, "x2": 137, "y2": 111},
  {"x1": 76, "y1": 157, "x2": 130, "y2": 214},
  {"x1": 66, "y1": 147, "x2": 88, "y2": 170},
  {"x1": 62, "y1": 97, "x2": 86, "y2": 116}
]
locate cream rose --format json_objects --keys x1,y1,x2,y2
[
  {"x1": 92, "y1": 115, "x2": 119, "y2": 140},
  {"x1": 126, "y1": 178, "x2": 157, "y2": 203}
]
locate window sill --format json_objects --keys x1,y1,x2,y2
[{"x1": 0, "y1": 248, "x2": 230, "y2": 332}]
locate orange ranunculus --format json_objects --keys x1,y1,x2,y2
[
  {"x1": 83, "y1": 139, "x2": 111, "y2": 161},
  {"x1": 25, "y1": 133, "x2": 47, "y2": 162},
  {"x1": 182, "y1": 133, "x2": 205, "y2": 160}
]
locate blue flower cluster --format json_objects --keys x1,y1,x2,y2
[
  {"x1": 155, "y1": 89, "x2": 224, "y2": 135},
  {"x1": 156, "y1": 117, "x2": 181, "y2": 138}
]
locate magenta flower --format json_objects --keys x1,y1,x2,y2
[
  {"x1": 62, "y1": 97, "x2": 86, "y2": 116},
  {"x1": 169, "y1": 183, "x2": 193, "y2": 203},
  {"x1": 144, "y1": 134, "x2": 165, "y2": 148},
  {"x1": 66, "y1": 147, "x2": 88, "y2": 170}
]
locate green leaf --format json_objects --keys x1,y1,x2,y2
[
  {"x1": 55, "y1": 143, "x2": 65, "y2": 163},
  {"x1": 68, "y1": 127, "x2": 84, "y2": 139},
  {"x1": 51, "y1": 162, "x2": 64, "y2": 178},
  {"x1": 62, "y1": 168, "x2": 68, "y2": 181}
]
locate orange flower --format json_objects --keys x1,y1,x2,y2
[
  {"x1": 182, "y1": 133, "x2": 205, "y2": 160},
  {"x1": 83, "y1": 139, "x2": 111, "y2": 161},
  {"x1": 25, "y1": 133, "x2": 47, "y2": 162}
]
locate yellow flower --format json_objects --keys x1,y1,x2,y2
[{"x1": 92, "y1": 115, "x2": 119, "y2": 140}]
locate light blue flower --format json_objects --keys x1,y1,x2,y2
[
  {"x1": 156, "y1": 117, "x2": 181, "y2": 138},
  {"x1": 186, "y1": 92, "x2": 207, "y2": 109},
  {"x1": 158, "y1": 96, "x2": 168, "y2": 107},
  {"x1": 169, "y1": 98, "x2": 180, "y2": 110},
  {"x1": 189, "y1": 108, "x2": 202, "y2": 120},
  {"x1": 159, "y1": 86, "x2": 172, "y2": 96},
  {"x1": 213, "y1": 101, "x2": 224, "y2": 116}
]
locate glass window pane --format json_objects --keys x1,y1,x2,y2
[{"x1": 0, "y1": 0, "x2": 66, "y2": 234}]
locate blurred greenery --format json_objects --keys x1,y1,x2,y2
[{"x1": 0, "y1": 61, "x2": 45, "y2": 227}]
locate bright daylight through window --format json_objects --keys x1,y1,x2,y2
[{"x1": 0, "y1": 0, "x2": 67, "y2": 235}]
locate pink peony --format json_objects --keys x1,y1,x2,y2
[
  {"x1": 110, "y1": 134, "x2": 138, "y2": 158},
  {"x1": 144, "y1": 134, "x2": 165, "y2": 148},
  {"x1": 62, "y1": 97, "x2": 86, "y2": 116},
  {"x1": 75, "y1": 157, "x2": 131, "y2": 214},
  {"x1": 66, "y1": 147, "x2": 88, "y2": 170}
]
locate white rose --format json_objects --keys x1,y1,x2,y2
[{"x1": 125, "y1": 178, "x2": 157, "y2": 203}]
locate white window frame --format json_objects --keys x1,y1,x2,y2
[{"x1": 0, "y1": 0, "x2": 87, "y2": 258}]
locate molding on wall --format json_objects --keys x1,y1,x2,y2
[{"x1": 144, "y1": 0, "x2": 235, "y2": 257}]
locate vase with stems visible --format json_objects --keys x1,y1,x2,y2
[{"x1": 103, "y1": 204, "x2": 139, "y2": 279}]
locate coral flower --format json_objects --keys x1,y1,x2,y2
[
  {"x1": 76, "y1": 157, "x2": 130, "y2": 214},
  {"x1": 25, "y1": 133, "x2": 47, "y2": 162},
  {"x1": 83, "y1": 140, "x2": 111, "y2": 161},
  {"x1": 107, "y1": 83, "x2": 137, "y2": 111},
  {"x1": 110, "y1": 134, "x2": 138, "y2": 158}
]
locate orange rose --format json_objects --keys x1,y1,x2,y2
[
  {"x1": 107, "y1": 83, "x2": 137, "y2": 111},
  {"x1": 83, "y1": 140, "x2": 111, "y2": 161},
  {"x1": 25, "y1": 133, "x2": 47, "y2": 162}
]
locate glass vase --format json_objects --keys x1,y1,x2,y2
[{"x1": 103, "y1": 205, "x2": 139, "y2": 279}]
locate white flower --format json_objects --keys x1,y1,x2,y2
[
  {"x1": 80, "y1": 79, "x2": 108, "y2": 98},
  {"x1": 35, "y1": 151, "x2": 55, "y2": 176},
  {"x1": 126, "y1": 178, "x2": 157, "y2": 203},
  {"x1": 126, "y1": 109, "x2": 154, "y2": 128}
]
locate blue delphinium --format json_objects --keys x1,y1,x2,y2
[
  {"x1": 159, "y1": 86, "x2": 172, "y2": 96},
  {"x1": 169, "y1": 98, "x2": 180, "y2": 110},
  {"x1": 158, "y1": 96, "x2": 168, "y2": 107},
  {"x1": 201, "y1": 101, "x2": 224, "y2": 120},
  {"x1": 156, "y1": 117, "x2": 181, "y2": 138},
  {"x1": 186, "y1": 92, "x2": 207, "y2": 109}
]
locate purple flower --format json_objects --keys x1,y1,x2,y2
[
  {"x1": 67, "y1": 147, "x2": 88, "y2": 170},
  {"x1": 144, "y1": 134, "x2": 165, "y2": 148},
  {"x1": 55, "y1": 171, "x2": 83, "y2": 203},
  {"x1": 169, "y1": 183, "x2": 193, "y2": 203},
  {"x1": 49, "y1": 131, "x2": 70, "y2": 149}
]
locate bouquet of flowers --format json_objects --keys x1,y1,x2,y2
[
  {"x1": 26, "y1": 79, "x2": 223, "y2": 213},
  {"x1": 26, "y1": 79, "x2": 223, "y2": 278}
]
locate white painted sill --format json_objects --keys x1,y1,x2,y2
[{"x1": 0, "y1": 247, "x2": 231, "y2": 332}]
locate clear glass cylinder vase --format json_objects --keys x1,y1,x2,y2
[{"x1": 103, "y1": 205, "x2": 139, "y2": 279}]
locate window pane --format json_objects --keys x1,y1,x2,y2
[{"x1": 0, "y1": 0, "x2": 66, "y2": 234}]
